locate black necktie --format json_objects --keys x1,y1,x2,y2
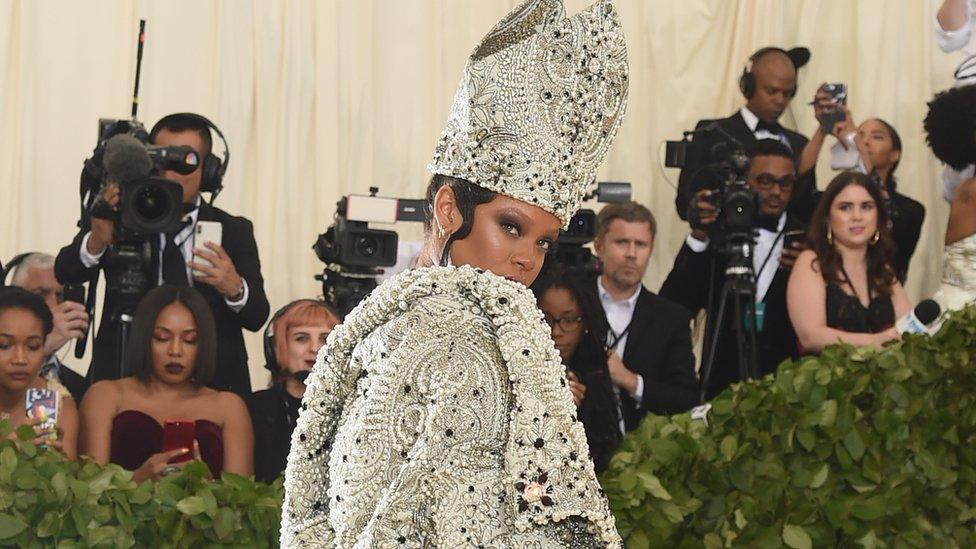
[
  {"x1": 756, "y1": 120, "x2": 783, "y2": 135},
  {"x1": 162, "y1": 219, "x2": 192, "y2": 286}
]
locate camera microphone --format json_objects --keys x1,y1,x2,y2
[
  {"x1": 895, "y1": 299, "x2": 941, "y2": 335},
  {"x1": 293, "y1": 370, "x2": 311, "y2": 384},
  {"x1": 103, "y1": 134, "x2": 152, "y2": 185}
]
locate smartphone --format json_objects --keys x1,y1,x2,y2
[
  {"x1": 818, "y1": 83, "x2": 847, "y2": 134},
  {"x1": 783, "y1": 229, "x2": 807, "y2": 250},
  {"x1": 25, "y1": 388, "x2": 59, "y2": 441},
  {"x1": 192, "y1": 221, "x2": 223, "y2": 278},
  {"x1": 162, "y1": 420, "x2": 196, "y2": 464},
  {"x1": 62, "y1": 284, "x2": 86, "y2": 305}
]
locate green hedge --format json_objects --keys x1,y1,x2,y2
[
  {"x1": 3, "y1": 306, "x2": 975, "y2": 546},
  {"x1": 0, "y1": 421, "x2": 283, "y2": 547},
  {"x1": 601, "y1": 305, "x2": 976, "y2": 548}
]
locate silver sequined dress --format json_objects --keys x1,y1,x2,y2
[
  {"x1": 934, "y1": 233, "x2": 976, "y2": 313},
  {"x1": 281, "y1": 265, "x2": 621, "y2": 548}
]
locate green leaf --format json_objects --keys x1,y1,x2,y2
[
  {"x1": 0, "y1": 512, "x2": 27, "y2": 540},
  {"x1": 720, "y1": 435, "x2": 738, "y2": 461},
  {"x1": 851, "y1": 496, "x2": 886, "y2": 521},
  {"x1": 176, "y1": 495, "x2": 207, "y2": 516},
  {"x1": 636, "y1": 472, "x2": 672, "y2": 501},
  {"x1": 809, "y1": 463, "x2": 829, "y2": 488},
  {"x1": 843, "y1": 429, "x2": 866, "y2": 462},
  {"x1": 782, "y1": 523, "x2": 812, "y2": 549},
  {"x1": 818, "y1": 400, "x2": 838, "y2": 427}
]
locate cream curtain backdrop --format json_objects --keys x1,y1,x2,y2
[{"x1": 0, "y1": 0, "x2": 960, "y2": 390}]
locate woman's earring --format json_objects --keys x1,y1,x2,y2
[
  {"x1": 871, "y1": 231, "x2": 880, "y2": 245},
  {"x1": 435, "y1": 218, "x2": 447, "y2": 239},
  {"x1": 826, "y1": 227, "x2": 832, "y2": 245}
]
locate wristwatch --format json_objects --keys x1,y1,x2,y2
[{"x1": 229, "y1": 281, "x2": 245, "y2": 302}]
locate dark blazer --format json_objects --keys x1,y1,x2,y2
[
  {"x1": 660, "y1": 214, "x2": 806, "y2": 400},
  {"x1": 54, "y1": 202, "x2": 269, "y2": 396},
  {"x1": 579, "y1": 279, "x2": 699, "y2": 430},
  {"x1": 246, "y1": 385, "x2": 300, "y2": 484},
  {"x1": 675, "y1": 110, "x2": 810, "y2": 220}
]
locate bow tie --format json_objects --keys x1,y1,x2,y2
[
  {"x1": 756, "y1": 214, "x2": 781, "y2": 232},
  {"x1": 756, "y1": 120, "x2": 783, "y2": 135}
]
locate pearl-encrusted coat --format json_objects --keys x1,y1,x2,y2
[{"x1": 281, "y1": 265, "x2": 621, "y2": 547}]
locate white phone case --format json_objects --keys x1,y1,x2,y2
[{"x1": 193, "y1": 221, "x2": 223, "y2": 277}]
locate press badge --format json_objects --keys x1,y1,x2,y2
[{"x1": 743, "y1": 302, "x2": 766, "y2": 332}]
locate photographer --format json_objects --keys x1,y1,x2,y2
[
  {"x1": 55, "y1": 113, "x2": 269, "y2": 395},
  {"x1": 794, "y1": 87, "x2": 924, "y2": 282},
  {"x1": 675, "y1": 47, "x2": 811, "y2": 221},
  {"x1": 7, "y1": 253, "x2": 88, "y2": 401},
  {"x1": 661, "y1": 139, "x2": 806, "y2": 400}
]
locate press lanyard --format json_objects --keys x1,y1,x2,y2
[{"x1": 607, "y1": 322, "x2": 632, "y2": 352}]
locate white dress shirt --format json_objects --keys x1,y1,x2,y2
[
  {"x1": 597, "y1": 276, "x2": 644, "y2": 433},
  {"x1": 684, "y1": 211, "x2": 786, "y2": 303},
  {"x1": 739, "y1": 107, "x2": 791, "y2": 150},
  {"x1": 78, "y1": 198, "x2": 249, "y2": 311}
]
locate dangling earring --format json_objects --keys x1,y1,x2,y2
[
  {"x1": 435, "y1": 218, "x2": 447, "y2": 240},
  {"x1": 827, "y1": 226, "x2": 833, "y2": 245},
  {"x1": 871, "y1": 231, "x2": 880, "y2": 245}
]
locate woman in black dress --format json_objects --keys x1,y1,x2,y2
[{"x1": 787, "y1": 171, "x2": 911, "y2": 353}]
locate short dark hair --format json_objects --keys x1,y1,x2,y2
[
  {"x1": 125, "y1": 285, "x2": 217, "y2": 387},
  {"x1": 0, "y1": 287, "x2": 53, "y2": 337},
  {"x1": 595, "y1": 201, "x2": 657, "y2": 241},
  {"x1": 925, "y1": 84, "x2": 976, "y2": 170},
  {"x1": 149, "y1": 113, "x2": 214, "y2": 157},
  {"x1": 424, "y1": 174, "x2": 498, "y2": 265},
  {"x1": 746, "y1": 138, "x2": 796, "y2": 166}
]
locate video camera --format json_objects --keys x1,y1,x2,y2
[
  {"x1": 83, "y1": 119, "x2": 200, "y2": 238},
  {"x1": 665, "y1": 126, "x2": 758, "y2": 251},
  {"x1": 313, "y1": 187, "x2": 425, "y2": 317},
  {"x1": 553, "y1": 182, "x2": 632, "y2": 274}
]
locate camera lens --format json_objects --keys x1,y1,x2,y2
[
  {"x1": 133, "y1": 184, "x2": 173, "y2": 222},
  {"x1": 355, "y1": 235, "x2": 379, "y2": 257}
]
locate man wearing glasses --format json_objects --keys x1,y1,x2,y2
[
  {"x1": 661, "y1": 139, "x2": 806, "y2": 400},
  {"x1": 580, "y1": 202, "x2": 699, "y2": 433}
]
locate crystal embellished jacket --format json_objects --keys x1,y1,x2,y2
[{"x1": 280, "y1": 265, "x2": 622, "y2": 547}]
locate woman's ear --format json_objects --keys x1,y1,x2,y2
[
  {"x1": 891, "y1": 149, "x2": 902, "y2": 165},
  {"x1": 433, "y1": 185, "x2": 462, "y2": 233}
]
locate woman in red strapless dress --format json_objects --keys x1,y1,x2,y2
[{"x1": 79, "y1": 285, "x2": 253, "y2": 482}]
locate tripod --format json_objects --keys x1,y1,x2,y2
[{"x1": 698, "y1": 238, "x2": 761, "y2": 403}]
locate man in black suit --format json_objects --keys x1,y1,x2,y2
[
  {"x1": 55, "y1": 113, "x2": 269, "y2": 396},
  {"x1": 675, "y1": 46, "x2": 812, "y2": 221},
  {"x1": 662, "y1": 139, "x2": 806, "y2": 400},
  {"x1": 579, "y1": 202, "x2": 699, "y2": 432}
]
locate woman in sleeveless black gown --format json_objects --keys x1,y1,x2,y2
[{"x1": 788, "y1": 172, "x2": 910, "y2": 354}]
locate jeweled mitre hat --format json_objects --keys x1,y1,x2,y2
[{"x1": 428, "y1": 0, "x2": 629, "y2": 227}]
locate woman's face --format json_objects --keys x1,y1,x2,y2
[
  {"x1": 0, "y1": 308, "x2": 46, "y2": 394},
  {"x1": 857, "y1": 119, "x2": 900, "y2": 174},
  {"x1": 539, "y1": 287, "x2": 584, "y2": 364},
  {"x1": 279, "y1": 316, "x2": 338, "y2": 378},
  {"x1": 829, "y1": 184, "x2": 878, "y2": 249},
  {"x1": 448, "y1": 194, "x2": 562, "y2": 287},
  {"x1": 150, "y1": 302, "x2": 198, "y2": 385}
]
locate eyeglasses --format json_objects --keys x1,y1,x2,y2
[
  {"x1": 753, "y1": 173, "x2": 795, "y2": 191},
  {"x1": 544, "y1": 315, "x2": 583, "y2": 332}
]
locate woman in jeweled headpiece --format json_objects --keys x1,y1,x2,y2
[{"x1": 281, "y1": 0, "x2": 629, "y2": 546}]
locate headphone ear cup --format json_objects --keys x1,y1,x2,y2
[
  {"x1": 739, "y1": 68, "x2": 755, "y2": 100},
  {"x1": 263, "y1": 325, "x2": 277, "y2": 373},
  {"x1": 199, "y1": 153, "x2": 222, "y2": 193}
]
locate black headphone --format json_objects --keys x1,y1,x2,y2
[
  {"x1": 149, "y1": 113, "x2": 230, "y2": 200},
  {"x1": 739, "y1": 46, "x2": 810, "y2": 100},
  {"x1": 1, "y1": 252, "x2": 40, "y2": 287},
  {"x1": 263, "y1": 299, "x2": 333, "y2": 374}
]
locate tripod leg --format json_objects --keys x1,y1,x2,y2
[
  {"x1": 699, "y1": 280, "x2": 732, "y2": 403},
  {"x1": 732, "y1": 291, "x2": 750, "y2": 383}
]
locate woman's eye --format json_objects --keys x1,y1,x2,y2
[
  {"x1": 28, "y1": 343, "x2": 43, "y2": 352},
  {"x1": 153, "y1": 335, "x2": 170, "y2": 342},
  {"x1": 501, "y1": 222, "x2": 520, "y2": 235},
  {"x1": 538, "y1": 239, "x2": 553, "y2": 251}
]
